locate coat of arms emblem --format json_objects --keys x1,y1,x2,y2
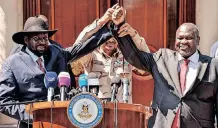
[{"x1": 67, "y1": 93, "x2": 103, "y2": 128}]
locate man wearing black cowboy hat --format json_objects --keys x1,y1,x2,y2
[
  {"x1": 9, "y1": 15, "x2": 62, "y2": 55},
  {"x1": 0, "y1": 15, "x2": 113, "y2": 127}
]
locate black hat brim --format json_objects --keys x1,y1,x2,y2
[{"x1": 12, "y1": 29, "x2": 58, "y2": 44}]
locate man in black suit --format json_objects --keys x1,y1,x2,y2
[
  {"x1": 0, "y1": 14, "x2": 113, "y2": 127},
  {"x1": 112, "y1": 12, "x2": 218, "y2": 127}
]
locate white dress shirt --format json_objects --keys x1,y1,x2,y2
[
  {"x1": 178, "y1": 51, "x2": 200, "y2": 95},
  {"x1": 25, "y1": 47, "x2": 45, "y2": 70}
]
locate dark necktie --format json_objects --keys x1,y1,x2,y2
[
  {"x1": 36, "y1": 58, "x2": 45, "y2": 73},
  {"x1": 172, "y1": 59, "x2": 190, "y2": 128}
]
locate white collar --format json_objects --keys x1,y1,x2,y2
[
  {"x1": 178, "y1": 50, "x2": 199, "y2": 64},
  {"x1": 25, "y1": 47, "x2": 44, "y2": 63}
]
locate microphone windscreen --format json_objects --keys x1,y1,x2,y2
[
  {"x1": 44, "y1": 72, "x2": 58, "y2": 88},
  {"x1": 58, "y1": 72, "x2": 71, "y2": 88},
  {"x1": 87, "y1": 72, "x2": 99, "y2": 85},
  {"x1": 78, "y1": 74, "x2": 88, "y2": 88},
  {"x1": 111, "y1": 76, "x2": 121, "y2": 87}
]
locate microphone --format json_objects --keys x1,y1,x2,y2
[
  {"x1": 78, "y1": 74, "x2": 88, "y2": 92},
  {"x1": 44, "y1": 72, "x2": 58, "y2": 101},
  {"x1": 87, "y1": 72, "x2": 99, "y2": 96},
  {"x1": 58, "y1": 72, "x2": 71, "y2": 101},
  {"x1": 67, "y1": 87, "x2": 80, "y2": 99},
  {"x1": 54, "y1": 87, "x2": 80, "y2": 100},
  {"x1": 122, "y1": 78, "x2": 129, "y2": 103},
  {"x1": 111, "y1": 76, "x2": 121, "y2": 102}
]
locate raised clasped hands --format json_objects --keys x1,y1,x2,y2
[
  {"x1": 111, "y1": 4, "x2": 137, "y2": 38},
  {"x1": 111, "y1": 4, "x2": 126, "y2": 25},
  {"x1": 98, "y1": 3, "x2": 133, "y2": 38},
  {"x1": 97, "y1": 3, "x2": 126, "y2": 26},
  {"x1": 97, "y1": 3, "x2": 118, "y2": 26}
]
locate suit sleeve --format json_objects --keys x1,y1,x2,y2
[
  {"x1": 0, "y1": 60, "x2": 32, "y2": 121},
  {"x1": 69, "y1": 19, "x2": 98, "y2": 72},
  {"x1": 64, "y1": 25, "x2": 113, "y2": 63},
  {"x1": 210, "y1": 41, "x2": 218, "y2": 58},
  {"x1": 112, "y1": 25, "x2": 156, "y2": 72},
  {"x1": 74, "y1": 19, "x2": 103, "y2": 44}
]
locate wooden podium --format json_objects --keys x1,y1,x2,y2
[{"x1": 26, "y1": 101, "x2": 152, "y2": 128}]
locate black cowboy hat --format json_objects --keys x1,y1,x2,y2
[{"x1": 12, "y1": 15, "x2": 58, "y2": 44}]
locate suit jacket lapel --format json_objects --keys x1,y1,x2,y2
[
  {"x1": 165, "y1": 52, "x2": 182, "y2": 97},
  {"x1": 184, "y1": 53, "x2": 209, "y2": 96},
  {"x1": 19, "y1": 51, "x2": 43, "y2": 74},
  {"x1": 43, "y1": 48, "x2": 51, "y2": 69},
  {"x1": 44, "y1": 45, "x2": 60, "y2": 71}
]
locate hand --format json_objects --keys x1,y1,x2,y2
[
  {"x1": 112, "y1": 6, "x2": 126, "y2": 25},
  {"x1": 118, "y1": 23, "x2": 137, "y2": 37},
  {"x1": 97, "y1": 4, "x2": 119, "y2": 26}
]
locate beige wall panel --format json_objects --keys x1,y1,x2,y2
[
  {"x1": 0, "y1": 0, "x2": 23, "y2": 125},
  {"x1": 196, "y1": 0, "x2": 218, "y2": 55}
]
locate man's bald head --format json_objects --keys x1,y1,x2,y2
[
  {"x1": 175, "y1": 23, "x2": 200, "y2": 58},
  {"x1": 177, "y1": 23, "x2": 199, "y2": 38}
]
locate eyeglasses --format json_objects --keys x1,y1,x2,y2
[{"x1": 30, "y1": 36, "x2": 49, "y2": 42}]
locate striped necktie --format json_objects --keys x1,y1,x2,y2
[
  {"x1": 36, "y1": 57, "x2": 45, "y2": 73},
  {"x1": 172, "y1": 59, "x2": 190, "y2": 128}
]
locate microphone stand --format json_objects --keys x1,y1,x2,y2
[
  {"x1": 28, "y1": 103, "x2": 33, "y2": 128},
  {"x1": 50, "y1": 100, "x2": 55, "y2": 128},
  {"x1": 111, "y1": 85, "x2": 117, "y2": 102},
  {"x1": 114, "y1": 99, "x2": 118, "y2": 128}
]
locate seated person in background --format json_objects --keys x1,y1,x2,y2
[
  {"x1": 0, "y1": 14, "x2": 112, "y2": 127},
  {"x1": 210, "y1": 40, "x2": 218, "y2": 58},
  {"x1": 9, "y1": 15, "x2": 62, "y2": 55},
  {"x1": 72, "y1": 5, "x2": 150, "y2": 103}
]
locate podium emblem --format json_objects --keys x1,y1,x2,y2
[{"x1": 67, "y1": 93, "x2": 103, "y2": 128}]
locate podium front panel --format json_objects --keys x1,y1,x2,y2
[{"x1": 26, "y1": 101, "x2": 151, "y2": 128}]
